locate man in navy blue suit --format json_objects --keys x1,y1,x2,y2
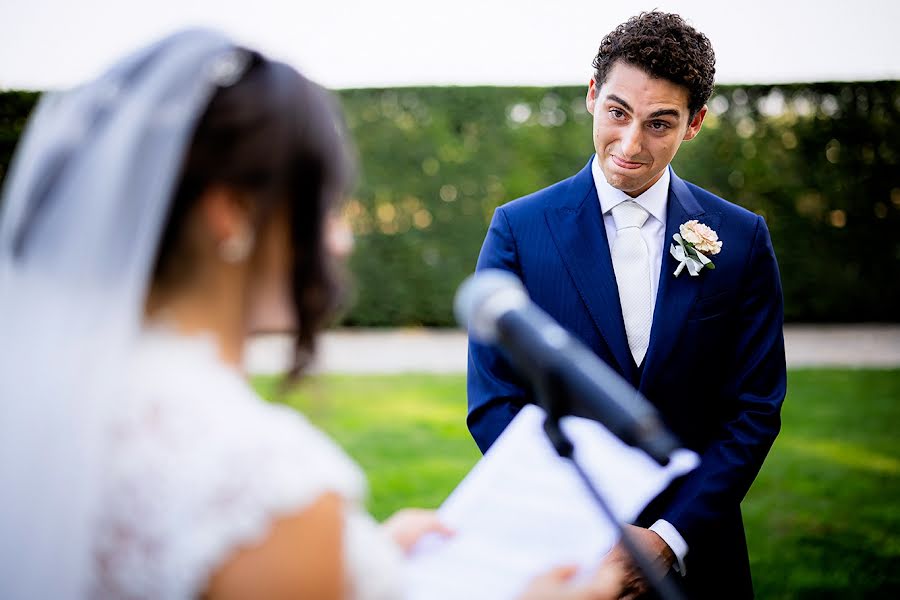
[{"x1": 467, "y1": 11, "x2": 786, "y2": 599}]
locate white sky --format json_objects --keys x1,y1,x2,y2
[{"x1": 1, "y1": 0, "x2": 899, "y2": 91}]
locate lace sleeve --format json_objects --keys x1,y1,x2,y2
[
  {"x1": 92, "y1": 333, "x2": 402, "y2": 599},
  {"x1": 170, "y1": 400, "x2": 370, "y2": 598}
]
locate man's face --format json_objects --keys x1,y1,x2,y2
[{"x1": 586, "y1": 61, "x2": 707, "y2": 197}]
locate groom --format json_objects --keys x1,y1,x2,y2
[{"x1": 466, "y1": 11, "x2": 786, "y2": 599}]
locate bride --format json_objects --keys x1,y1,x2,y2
[{"x1": 0, "y1": 29, "x2": 616, "y2": 600}]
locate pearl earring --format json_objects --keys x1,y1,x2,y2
[{"x1": 219, "y1": 231, "x2": 254, "y2": 263}]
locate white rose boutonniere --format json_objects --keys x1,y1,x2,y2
[{"x1": 670, "y1": 220, "x2": 723, "y2": 277}]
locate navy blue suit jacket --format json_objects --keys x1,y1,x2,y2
[{"x1": 467, "y1": 158, "x2": 786, "y2": 598}]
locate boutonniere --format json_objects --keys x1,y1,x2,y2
[{"x1": 670, "y1": 220, "x2": 723, "y2": 277}]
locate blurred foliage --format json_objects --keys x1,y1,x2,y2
[
  {"x1": 0, "y1": 90, "x2": 39, "y2": 186},
  {"x1": 673, "y1": 83, "x2": 900, "y2": 323},
  {"x1": 2, "y1": 83, "x2": 898, "y2": 324}
]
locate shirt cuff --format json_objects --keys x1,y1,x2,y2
[{"x1": 649, "y1": 519, "x2": 688, "y2": 575}]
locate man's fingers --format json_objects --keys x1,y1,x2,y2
[
  {"x1": 600, "y1": 542, "x2": 627, "y2": 567},
  {"x1": 584, "y1": 564, "x2": 621, "y2": 598},
  {"x1": 517, "y1": 565, "x2": 591, "y2": 600}
]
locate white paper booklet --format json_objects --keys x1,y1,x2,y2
[{"x1": 404, "y1": 404, "x2": 699, "y2": 600}]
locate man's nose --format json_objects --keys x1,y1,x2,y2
[{"x1": 620, "y1": 124, "x2": 643, "y2": 158}]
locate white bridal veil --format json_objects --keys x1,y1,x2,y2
[{"x1": 0, "y1": 30, "x2": 249, "y2": 598}]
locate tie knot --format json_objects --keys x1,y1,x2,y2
[{"x1": 611, "y1": 201, "x2": 650, "y2": 231}]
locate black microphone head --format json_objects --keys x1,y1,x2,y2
[{"x1": 454, "y1": 269, "x2": 528, "y2": 343}]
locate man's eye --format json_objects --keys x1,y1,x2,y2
[
  {"x1": 650, "y1": 121, "x2": 670, "y2": 131},
  {"x1": 609, "y1": 108, "x2": 625, "y2": 119}
]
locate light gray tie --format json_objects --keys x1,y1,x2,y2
[{"x1": 611, "y1": 201, "x2": 653, "y2": 366}]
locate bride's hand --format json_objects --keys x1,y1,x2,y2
[
  {"x1": 381, "y1": 508, "x2": 453, "y2": 553},
  {"x1": 517, "y1": 565, "x2": 619, "y2": 600}
]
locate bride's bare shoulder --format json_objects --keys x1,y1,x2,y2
[{"x1": 204, "y1": 492, "x2": 346, "y2": 600}]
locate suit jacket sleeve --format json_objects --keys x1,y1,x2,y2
[
  {"x1": 466, "y1": 207, "x2": 531, "y2": 453},
  {"x1": 660, "y1": 215, "x2": 787, "y2": 545}
]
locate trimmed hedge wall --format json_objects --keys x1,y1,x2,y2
[
  {"x1": 2, "y1": 83, "x2": 898, "y2": 324},
  {"x1": 0, "y1": 91, "x2": 39, "y2": 186}
]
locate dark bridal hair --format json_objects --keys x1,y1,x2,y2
[
  {"x1": 592, "y1": 11, "x2": 716, "y2": 118},
  {"x1": 153, "y1": 50, "x2": 350, "y2": 375}
]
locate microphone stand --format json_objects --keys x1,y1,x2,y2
[{"x1": 536, "y1": 374, "x2": 686, "y2": 600}]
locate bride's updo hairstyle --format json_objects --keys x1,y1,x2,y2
[{"x1": 152, "y1": 50, "x2": 350, "y2": 374}]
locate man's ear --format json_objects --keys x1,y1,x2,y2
[
  {"x1": 586, "y1": 79, "x2": 598, "y2": 115},
  {"x1": 683, "y1": 105, "x2": 708, "y2": 141}
]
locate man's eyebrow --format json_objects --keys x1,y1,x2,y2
[
  {"x1": 605, "y1": 94, "x2": 632, "y2": 112},
  {"x1": 649, "y1": 108, "x2": 681, "y2": 119},
  {"x1": 605, "y1": 94, "x2": 682, "y2": 120}
]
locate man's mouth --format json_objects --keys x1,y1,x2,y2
[{"x1": 611, "y1": 155, "x2": 644, "y2": 170}]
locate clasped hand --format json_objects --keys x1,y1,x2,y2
[
  {"x1": 524, "y1": 524, "x2": 675, "y2": 600},
  {"x1": 383, "y1": 512, "x2": 674, "y2": 600}
]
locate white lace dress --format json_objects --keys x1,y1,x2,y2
[{"x1": 90, "y1": 326, "x2": 403, "y2": 599}]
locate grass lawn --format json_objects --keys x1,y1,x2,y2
[{"x1": 254, "y1": 368, "x2": 900, "y2": 598}]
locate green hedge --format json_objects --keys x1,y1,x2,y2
[
  {"x1": 0, "y1": 90, "x2": 39, "y2": 186},
  {"x1": 2, "y1": 83, "x2": 898, "y2": 324}
]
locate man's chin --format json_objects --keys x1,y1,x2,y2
[{"x1": 603, "y1": 171, "x2": 649, "y2": 195}]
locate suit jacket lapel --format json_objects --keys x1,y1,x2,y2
[
  {"x1": 640, "y1": 169, "x2": 713, "y2": 390},
  {"x1": 545, "y1": 159, "x2": 636, "y2": 380}
]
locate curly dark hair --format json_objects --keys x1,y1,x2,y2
[{"x1": 592, "y1": 11, "x2": 716, "y2": 118}]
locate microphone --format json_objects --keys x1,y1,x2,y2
[{"x1": 455, "y1": 269, "x2": 679, "y2": 466}]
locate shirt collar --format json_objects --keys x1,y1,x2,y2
[{"x1": 591, "y1": 154, "x2": 670, "y2": 225}]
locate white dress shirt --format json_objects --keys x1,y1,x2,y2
[
  {"x1": 592, "y1": 155, "x2": 669, "y2": 314},
  {"x1": 591, "y1": 156, "x2": 689, "y2": 575}
]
